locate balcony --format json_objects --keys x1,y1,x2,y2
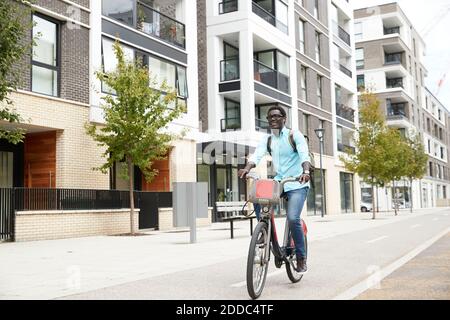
[
  {"x1": 384, "y1": 26, "x2": 400, "y2": 35},
  {"x1": 255, "y1": 118, "x2": 271, "y2": 133},
  {"x1": 254, "y1": 60, "x2": 290, "y2": 94},
  {"x1": 387, "y1": 102, "x2": 407, "y2": 120},
  {"x1": 337, "y1": 143, "x2": 355, "y2": 154},
  {"x1": 339, "y1": 64, "x2": 352, "y2": 78},
  {"x1": 219, "y1": 0, "x2": 238, "y2": 14},
  {"x1": 220, "y1": 59, "x2": 239, "y2": 82},
  {"x1": 137, "y1": 3, "x2": 185, "y2": 49},
  {"x1": 252, "y1": 1, "x2": 288, "y2": 34},
  {"x1": 338, "y1": 26, "x2": 350, "y2": 46},
  {"x1": 386, "y1": 78, "x2": 403, "y2": 89},
  {"x1": 221, "y1": 117, "x2": 241, "y2": 132},
  {"x1": 336, "y1": 103, "x2": 355, "y2": 122},
  {"x1": 384, "y1": 52, "x2": 402, "y2": 65}
]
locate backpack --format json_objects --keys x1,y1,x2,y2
[{"x1": 266, "y1": 129, "x2": 315, "y2": 186}]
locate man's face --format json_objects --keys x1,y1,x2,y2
[{"x1": 267, "y1": 109, "x2": 286, "y2": 130}]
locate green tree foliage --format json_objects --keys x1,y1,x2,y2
[
  {"x1": 0, "y1": 0, "x2": 35, "y2": 143},
  {"x1": 86, "y1": 40, "x2": 186, "y2": 234}
]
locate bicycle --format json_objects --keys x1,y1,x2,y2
[{"x1": 245, "y1": 173, "x2": 308, "y2": 300}]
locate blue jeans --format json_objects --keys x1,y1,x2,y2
[{"x1": 254, "y1": 187, "x2": 309, "y2": 258}]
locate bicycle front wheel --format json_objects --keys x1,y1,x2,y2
[{"x1": 246, "y1": 221, "x2": 270, "y2": 299}]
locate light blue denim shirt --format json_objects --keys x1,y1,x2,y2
[{"x1": 248, "y1": 126, "x2": 311, "y2": 192}]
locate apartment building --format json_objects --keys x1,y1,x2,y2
[
  {"x1": 0, "y1": 0, "x2": 106, "y2": 189},
  {"x1": 1, "y1": 0, "x2": 199, "y2": 192},
  {"x1": 92, "y1": 0, "x2": 199, "y2": 192},
  {"x1": 197, "y1": 0, "x2": 358, "y2": 220},
  {"x1": 354, "y1": 2, "x2": 450, "y2": 210}
]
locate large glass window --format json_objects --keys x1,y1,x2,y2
[
  {"x1": 340, "y1": 172, "x2": 354, "y2": 213},
  {"x1": 354, "y1": 22, "x2": 362, "y2": 41},
  {"x1": 276, "y1": 0, "x2": 288, "y2": 29},
  {"x1": 317, "y1": 75, "x2": 322, "y2": 108},
  {"x1": 32, "y1": 15, "x2": 58, "y2": 96},
  {"x1": 277, "y1": 52, "x2": 290, "y2": 76},
  {"x1": 315, "y1": 32, "x2": 321, "y2": 63},
  {"x1": 102, "y1": 0, "x2": 134, "y2": 26},
  {"x1": 300, "y1": 65, "x2": 307, "y2": 101},
  {"x1": 223, "y1": 99, "x2": 241, "y2": 131},
  {"x1": 149, "y1": 56, "x2": 176, "y2": 89}
]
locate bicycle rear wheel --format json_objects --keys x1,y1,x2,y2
[
  {"x1": 246, "y1": 221, "x2": 270, "y2": 299},
  {"x1": 285, "y1": 235, "x2": 307, "y2": 283}
]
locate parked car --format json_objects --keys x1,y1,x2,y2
[{"x1": 360, "y1": 201, "x2": 372, "y2": 212}]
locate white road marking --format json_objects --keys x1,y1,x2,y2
[
  {"x1": 366, "y1": 236, "x2": 389, "y2": 244},
  {"x1": 410, "y1": 224, "x2": 421, "y2": 229},
  {"x1": 333, "y1": 227, "x2": 450, "y2": 300},
  {"x1": 231, "y1": 269, "x2": 284, "y2": 288}
]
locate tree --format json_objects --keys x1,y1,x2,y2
[
  {"x1": 86, "y1": 40, "x2": 186, "y2": 235},
  {"x1": 403, "y1": 132, "x2": 428, "y2": 213},
  {"x1": 340, "y1": 91, "x2": 390, "y2": 219},
  {"x1": 0, "y1": 0, "x2": 35, "y2": 144}
]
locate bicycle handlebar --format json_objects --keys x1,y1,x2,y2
[{"x1": 246, "y1": 174, "x2": 300, "y2": 193}]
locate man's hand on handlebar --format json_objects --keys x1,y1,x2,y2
[{"x1": 299, "y1": 173, "x2": 310, "y2": 184}]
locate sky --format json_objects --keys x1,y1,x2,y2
[{"x1": 352, "y1": 0, "x2": 450, "y2": 112}]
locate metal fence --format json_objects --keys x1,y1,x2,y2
[{"x1": 0, "y1": 188, "x2": 173, "y2": 241}]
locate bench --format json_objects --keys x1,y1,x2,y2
[{"x1": 216, "y1": 201, "x2": 257, "y2": 239}]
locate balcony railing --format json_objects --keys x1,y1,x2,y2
[
  {"x1": 387, "y1": 103, "x2": 407, "y2": 118},
  {"x1": 337, "y1": 143, "x2": 355, "y2": 154},
  {"x1": 386, "y1": 78, "x2": 404, "y2": 89},
  {"x1": 385, "y1": 53, "x2": 402, "y2": 65},
  {"x1": 220, "y1": 58, "x2": 240, "y2": 82},
  {"x1": 255, "y1": 119, "x2": 271, "y2": 134},
  {"x1": 252, "y1": 1, "x2": 288, "y2": 34},
  {"x1": 254, "y1": 60, "x2": 290, "y2": 94},
  {"x1": 336, "y1": 103, "x2": 355, "y2": 122},
  {"x1": 384, "y1": 26, "x2": 400, "y2": 35},
  {"x1": 219, "y1": 0, "x2": 238, "y2": 14},
  {"x1": 221, "y1": 117, "x2": 241, "y2": 132},
  {"x1": 338, "y1": 26, "x2": 350, "y2": 46},
  {"x1": 339, "y1": 64, "x2": 352, "y2": 78},
  {"x1": 137, "y1": 3, "x2": 185, "y2": 49}
]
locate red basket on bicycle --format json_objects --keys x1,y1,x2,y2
[{"x1": 249, "y1": 179, "x2": 281, "y2": 204}]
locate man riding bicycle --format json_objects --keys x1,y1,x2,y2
[{"x1": 238, "y1": 106, "x2": 312, "y2": 273}]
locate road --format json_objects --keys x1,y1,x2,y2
[{"x1": 55, "y1": 209, "x2": 450, "y2": 300}]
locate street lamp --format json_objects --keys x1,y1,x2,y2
[{"x1": 314, "y1": 128, "x2": 326, "y2": 218}]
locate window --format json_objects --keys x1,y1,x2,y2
[
  {"x1": 354, "y1": 22, "x2": 362, "y2": 41},
  {"x1": 223, "y1": 99, "x2": 241, "y2": 131},
  {"x1": 357, "y1": 75, "x2": 365, "y2": 90},
  {"x1": 317, "y1": 75, "x2": 322, "y2": 108},
  {"x1": 427, "y1": 139, "x2": 431, "y2": 153},
  {"x1": 300, "y1": 65, "x2": 307, "y2": 101},
  {"x1": 315, "y1": 32, "x2": 321, "y2": 63},
  {"x1": 314, "y1": 0, "x2": 319, "y2": 19},
  {"x1": 149, "y1": 56, "x2": 188, "y2": 99},
  {"x1": 413, "y1": 38, "x2": 416, "y2": 57},
  {"x1": 302, "y1": 113, "x2": 309, "y2": 137},
  {"x1": 299, "y1": 19, "x2": 305, "y2": 54},
  {"x1": 441, "y1": 147, "x2": 444, "y2": 159},
  {"x1": 429, "y1": 162, "x2": 433, "y2": 176},
  {"x1": 102, "y1": 0, "x2": 134, "y2": 26},
  {"x1": 32, "y1": 15, "x2": 59, "y2": 96},
  {"x1": 356, "y1": 48, "x2": 364, "y2": 69},
  {"x1": 276, "y1": 0, "x2": 288, "y2": 29},
  {"x1": 438, "y1": 109, "x2": 442, "y2": 121}
]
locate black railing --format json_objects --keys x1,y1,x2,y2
[
  {"x1": 255, "y1": 119, "x2": 271, "y2": 133},
  {"x1": 384, "y1": 26, "x2": 400, "y2": 35},
  {"x1": 137, "y1": 3, "x2": 185, "y2": 49},
  {"x1": 0, "y1": 188, "x2": 14, "y2": 241},
  {"x1": 254, "y1": 60, "x2": 290, "y2": 94},
  {"x1": 337, "y1": 143, "x2": 355, "y2": 154},
  {"x1": 336, "y1": 103, "x2": 355, "y2": 122},
  {"x1": 386, "y1": 78, "x2": 403, "y2": 88},
  {"x1": 219, "y1": 0, "x2": 238, "y2": 14},
  {"x1": 221, "y1": 117, "x2": 241, "y2": 131},
  {"x1": 220, "y1": 58, "x2": 240, "y2": 81},
  {"x1": 252, "y1": 1, "x2": 288, "y2": 34},
  {"x1": 387, "y1": 103, "x2": 407, "y2": 117},
  {"x1": 385, "y1": 53, "x2": 402, "y2": 65},
  {"x1": 338, "y1": 26, "x2": 350, "y2": 45},
  {"x1": 339, "y1": 64, "x2": 352, "y2": 78}
]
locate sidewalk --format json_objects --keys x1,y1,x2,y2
[{"x1": 0, "y1": 207, "x2": 447, "y2": 300}]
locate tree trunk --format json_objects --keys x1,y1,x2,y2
[
  {"x1": 128, "y1": 157, "x2": 135, "y2": 235},
  {"x1": 371, "y1": 181, "x2": 376, "y2": 220},
  {"x1": 409, "y1": 178, "x2": 413, "y2": 213},
  {"x1": 393, "y1": 180, "x2": 397, "y2": 216},
  {"x1": 376, "y1": 185, "x2": 379, "y2": 213}
]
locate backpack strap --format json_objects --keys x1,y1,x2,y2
[{"x1": 267, "y1": 130, "x2": 298, "y2": 156}]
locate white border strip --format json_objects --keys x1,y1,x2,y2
[{"x1": 333, "y1": 227, "x2": 450, "y2": 300}]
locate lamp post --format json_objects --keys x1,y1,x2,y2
[{"x1": 314, "y1": 128, "x2": 325, "y2": 218}]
